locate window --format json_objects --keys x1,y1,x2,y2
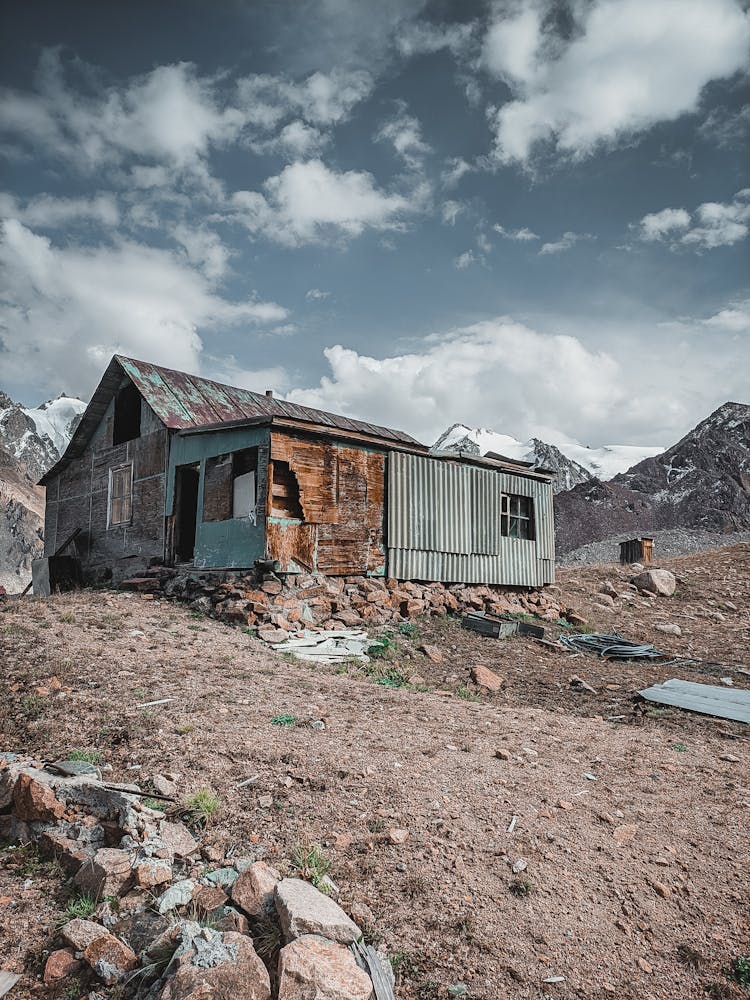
[
  {"x1": 202, "y1": 448, "x2": 258, "y2": 523},
  {"x1": 501, "y1": 493, "x2": 534, "y2": 540},
  {"x1": 113, "y1": 383, "x2": 142, "y2": 445},
  {"x1": 108, "y1": 463, "x2": 133, "y2": 526},
  {"x1": 232, "y1": 449, "x2": 257, "y2": 521}
]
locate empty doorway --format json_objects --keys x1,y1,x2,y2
[{"x1": 175, "y1": 464, "x2": 199, "y2": 562}]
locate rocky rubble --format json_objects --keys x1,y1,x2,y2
[
  {"x1": 123, "y1": 565, "x2": 569, "y2": 644},
  {"x1": 0, "y1": 754, "x2": 391, "y2": 999}
]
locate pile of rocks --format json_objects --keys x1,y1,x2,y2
[
  {"x1": 123, "y1": 566, "x2": 568, "y2": 644},
  {"x1": 0, "y1": 755, "x2": 391, "y2": 1000}
]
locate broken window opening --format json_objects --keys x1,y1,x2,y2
[
  {"x1": 108, "y1": 463, "x2": 133, "y2": 527},
  {"x1": 113, "y1": 382, "x2": 142, "y2": 445},
  {"x1": 271, "y1": 461, "x2": 303, "y2": 519},
  {"x1": 232, "y1": 448, "x2": 258, "y2": 521},
  {"x1": 501, "y1": 493, "x2": 535, "y2": 540},
  {"x1": 202, "y1": 448, "x2": 259, "y2": 523}
]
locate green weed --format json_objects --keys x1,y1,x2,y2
[
  {"x1": 396, "y1": 622, "x2": 419, "y2": 638},
  {"x1": 183, "y1": 788, "x2": 220, "y2": 828},
  {"x1": 456, "y1": 686, "x2": 480, "y2": 702},
  {"x1": 367, "y1": 636, "x2": 394, "y2": 659},
  {"x1": 67, "y1": 749, "x2": 102, "y2": 764},
  {"x1": 731, "y1": 955, "x2": 750, "y2": 987},
  {"x1": 63, "y1": 894, "x2": 96, "y2": 920},
  {"x1": 291, "y1": 843, "x2": 331, "y2": 888},
  {"x1": 20, "y1": 694, "x2": 45, "y2": 719},
  {"x1": 509, "y1": 880, "x2": 533, "y2": 897},
  {"x1": 271, "y1": 714, "x2": 296, "y2": 726}
]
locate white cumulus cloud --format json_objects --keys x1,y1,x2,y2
[
  {"x1": 231, "y1": 159, "x2": 415, "y2": 246},
  {"x1": 638, "y1": 190, "x2": 750, "y2": 248},
  {"x1": 0, "y1": 219, "x2": 287, "y2": 397},
  {"x1": 485, "y1": 0, "x2": 750, "y2": 166}
]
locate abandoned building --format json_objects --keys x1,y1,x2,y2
[{"x1": 39, "y1": 356, "x2": 555, "y2": 588}]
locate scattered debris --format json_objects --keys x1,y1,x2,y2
[
  {"x1": 570, "y1": 675, "x2": 597, "y2": 694},
  {"x1": 274, "y1": 629, "x2": 371, "y2": 663},
  {"x1": 559, "y1": 632, "x2": 667, "y2": 660}
]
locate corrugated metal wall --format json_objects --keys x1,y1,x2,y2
[{"x1": 387, "y1": 451, "x2": 554, "y2": 586}]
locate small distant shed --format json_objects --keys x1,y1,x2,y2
[{"x1": 619, "y1": 537, "x2": 653, "y2": 565}]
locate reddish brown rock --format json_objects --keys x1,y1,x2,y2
[
  {"x1": 160, "y1": 931, "x2": 270, "y2": 1000},
  {"x1": 133, "y1": 859, "x2": 173, "y2": 888},
  {"x1": 471, "y1": 665, "x2": 505, "y2": 691},
  {"x1": 37, "y1": 830, "x2": 91, "y2": 874},
  {"x1": 160, "y1": 820, "x2": 198, "y2": 859},
  {"x1": 74, "y1": 848, "x2": 133, "y2": 898},
  {"x1": 60, "y1": 917, "x2": 109, "y2": 952},
  {"x1": 83, "y1": 932, "x2": 137, "y2": 984},
  {"x1": 44, "y1": 948, "x2": 82, "y2": 983},
  {"x1": 13, "y1": 772, "x2": 65, "y2": 822},
  {"x1": 191, "y1": 884, "x2": 229, "y2": 919},
  {"x1": 277, "y1": 935, "x2": 373, "y2": 999},
  {"x1": 231, "y1": 861, "x2": 280, "y2": 917},
  {"x1": 419, "y1": 644, "x2": 443, "y2": 663}
]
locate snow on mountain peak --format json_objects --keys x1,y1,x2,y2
[
  {"x1": 0, "y1": 390, "x2": 86, "y2": 482},
  {"x1": 431, "y1": 422, "x2": 665, "y2": 489}
]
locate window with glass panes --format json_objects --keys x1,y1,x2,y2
[
  {"x1": 501, "y1": 493, "x2": 534, "y2": 540},
  {"x1": 108, "y1": 463, "x2": 133, "y2": 526}
]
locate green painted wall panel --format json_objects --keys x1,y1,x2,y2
[{"x1": 167, "y1": 426, "x2": 270, "y2": 568}]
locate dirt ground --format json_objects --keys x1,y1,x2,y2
[{"x1": 1, "y1": 544, "x2": 749, "y2": 999}]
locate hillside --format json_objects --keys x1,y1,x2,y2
[
  {"x1": 555, "y1": 402, "x2": 750, "y2": 555},
  {"x1": 1, "y1": 545, "x2": 748, "y2": 999},
  {"x1": 0, "y1": 390, "x2": 85, "y2": 592}
]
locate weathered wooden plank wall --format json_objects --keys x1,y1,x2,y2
[
  {"x1": 43, "y1": 387, "x2": 168, "y2": 583},
  {"x1": 267, "y1": 432, "x2": 386, "y2": 576}
]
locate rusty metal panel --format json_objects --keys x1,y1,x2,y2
[{"x1": 118, "y1": 356, "x2": 421, "y2": 444}]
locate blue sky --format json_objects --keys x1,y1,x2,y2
[{"x1": 0, "y1": 0, "x2": 748, "y2": 449}]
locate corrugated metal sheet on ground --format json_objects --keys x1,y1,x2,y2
[{"x1": 639, "y1": 678, "x2": 750, "y2": 723}]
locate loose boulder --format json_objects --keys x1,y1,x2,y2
[
  {"x1": 159, "y1": 928, "x2": 270, "y2": 1000},
  {"x1": 231, "y1": 861, "x2": 280, "y2": 917},
  {"x1": 470, "y1": 665, "x2": 504, "y2": 692},
  {"x1": 277, "y1": 935, "x2": 373, "y2": 1000},
  {"x1": 275, "y1": 878, "x2": 361, "y2": 944},
  {"x1": 74, "y1": 848, "x2": 133, "y2": 898},
  {"x1": 631, "y1": 569, "x2": 676, "y2": 597}
]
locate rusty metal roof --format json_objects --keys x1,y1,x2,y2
[
  {"x1": 117, "y1": 356, "x2": 423, "y2": 445},
  {"x1": 40, "y1": 355, "x2": 424, "y2": 484}
]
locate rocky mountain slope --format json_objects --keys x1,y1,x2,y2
[
  {"x1": 555, "y1": 402, "x2": 750, "y2": 555},
  {"x1": 0, "y1": 391, "x2": 86, "y2": 483},
  {"x1": 0, "y1": 390, "x2": 85, "y2": 592},
  {"x1": 432, "y1": 423, "x2": 662, "y2": 493}
]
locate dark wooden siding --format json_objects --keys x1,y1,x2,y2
[{"x1": 43, "y1": 393, "x2": 168, "y2": 582}]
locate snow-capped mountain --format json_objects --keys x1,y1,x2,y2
[
  {"x1": 554, "y1": 402, "x2": 750, "y2": 554},
  {"x1": 0, "y1": 391, "x2": 85, "y2": 483},
  {"x1": 0, "y1": 388, "x2": 85, "y2": 593},
  {"x1": 431, "y1": 423, "x2": 663, "y2": 493}
]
